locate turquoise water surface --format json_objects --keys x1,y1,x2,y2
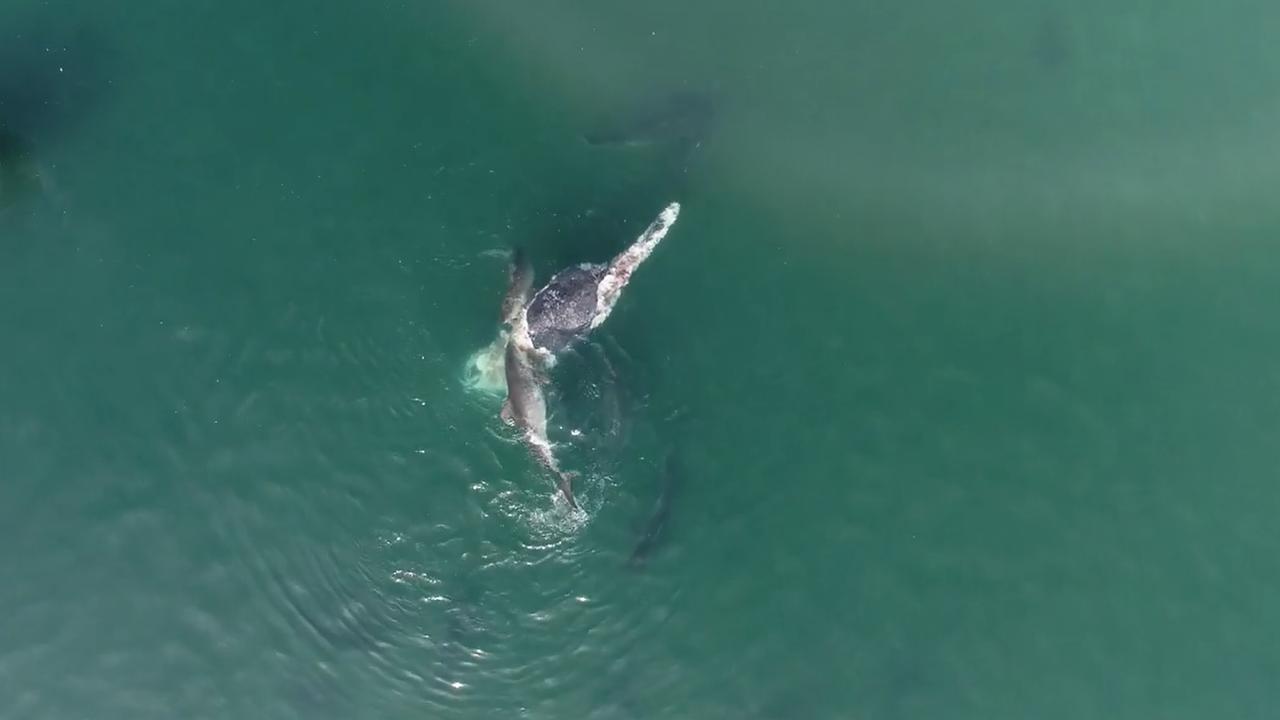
[{"x1": 3, "y1": 1, "x2": 1279, "y2": 718}]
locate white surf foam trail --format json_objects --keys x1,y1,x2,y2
[{"x1": 461, "y1": 331, "x2": 509, "y2": 396}]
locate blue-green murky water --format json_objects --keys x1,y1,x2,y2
[{"x1": 3, "y1": 1, "x2": 1279, "y2": 718}]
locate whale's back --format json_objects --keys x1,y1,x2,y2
[{"x1": 526, "y1": 264, "x2": 604, "y2": 353}]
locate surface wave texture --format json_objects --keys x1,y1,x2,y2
[{"x1": 2, "y1": 0, "x2": 1280, "y2": 718}]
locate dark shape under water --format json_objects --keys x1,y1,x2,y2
[
  {"x1": 583, "y1": 90, "x2": 716, "y2": 153},
  {"x1": 500, "y1": 247, "x2": 534, "y2": 327},
  {"x1": 628, "y1": 449, "x2": 684, "y2": 566},
  {"x1": 0, "y1": 20, "x2": 109, "y2": 142},
  {"x1": 1032, "y1": 12, "x2": 1073, "y2": 70},
  {"x1": 554, "y1": 339, "x2": 634, "y2": 465},
  {"x1": 0, "y1": 130, "x2": 44, "y2": 212},
  {"x1": 0, "y1": 18, "x2": 111, "y2": 218}
]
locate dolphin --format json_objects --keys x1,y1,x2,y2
[
  {"x1": 583, "y1": 90, "x2": 716, "y2": 153},
  {"x1": 499, "y1": 247, "x2": 533, "y2": 328},
  {"x1": 628, "y1": 449, "x2": 683, "y2": 566},
  {"x1": 502, "y1": 338, "x2": 578, "y2": 509}
]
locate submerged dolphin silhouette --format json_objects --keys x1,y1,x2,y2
[
  {"x1": 500, "y1": 247, "x2": 534, "y2": 328},
  {"x1": 583, "y1": 91, "x2": 716, "y2": 153},
  {"x1": 629, "y1": 449, "x2": 683, "y2": 566}
]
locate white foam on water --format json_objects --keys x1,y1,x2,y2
[
  {"x1": 526, "y1": 492, "x2": 591, "y2": 537},
  {"x1": 461, "y1": 332, "x2": 509, "y2": 396},
  {"x1": 477, "y1": 247, "x2": 513, "y2": 261}
]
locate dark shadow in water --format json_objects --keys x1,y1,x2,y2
[
  {"x1": 1032, "y1": 9, "x2": 1074, "y2": 71},
  {"x1": 0, "y1": 18, "x2": 112, "y2": 141},
  {"x1": 0, "y1": 15, "x2": 113, "y2": 221},
  {"x1": 583, "y1": 89, "x2": 717, "y2": 155},
  {"x1": 582, "y1": 87, "x2": 719, "y2": 197},
  {"x1": 0, "y1": 130, "x2": 44, "y2": 214},
  {"x1": 626, "y1": 446, "x2": 685, "y2": 568},
  {"x1": 554, "y1": 339, "x2": 639, "y2": 460}
]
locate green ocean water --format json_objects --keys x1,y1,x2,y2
[{"x1": 3, "y1": 1, "x2": 1280, "y2": 718}]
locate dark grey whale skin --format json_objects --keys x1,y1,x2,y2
[{"x1": 524, "y1": 263, "x2": 608, "y2": 354}]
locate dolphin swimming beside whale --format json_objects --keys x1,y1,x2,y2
[
  {"x1": 502, "y1": 338, "x2": 579, "y2": 509},
  {"x1": 500, "y1": 247, "x2": 534, "y2": 328}
]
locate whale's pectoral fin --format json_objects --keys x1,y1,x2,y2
[
  {"x1": 500, "y1": 399, "x2": 514, "y2": 425},
  {"x1": 591, "y1": 202, "x2": 681, "y2": 331}
]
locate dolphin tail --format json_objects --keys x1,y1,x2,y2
[{"x1": 556, "y1": 470, "x2": 580, "y2": 510}]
